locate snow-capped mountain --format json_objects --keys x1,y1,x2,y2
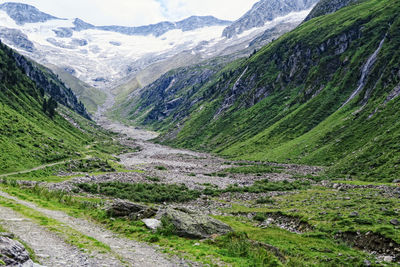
[
  {"x1": 0, "y1": 2, "x2": 58, "y2": 25},
  {"x1": 0, "y1": 2, "x2": 315, "y2": 90},
  {"x1": 222, "y1": 0, "x2": 319, "y2": 38}
]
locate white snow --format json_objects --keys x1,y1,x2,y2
[
  {"x1": 0, "y1": 9, "x2": 226, "y2": 87},
  {"x1": 0, "y1": 8, "x2": 311, "y2": 89}
]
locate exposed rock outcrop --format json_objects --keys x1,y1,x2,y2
[
  {"x1": 160, "y1": 208, "x2": 233, "y2": 239},
  {"x1": 0, "y1": 235, "x2": 42, "y2": 267},
  {"x1": 106, "y1": 200, "x2": 156, "y2": 220}
]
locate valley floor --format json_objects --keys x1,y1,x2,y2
[{"x1": 1, "y1": 113, "x2": 399, "y2": 266}]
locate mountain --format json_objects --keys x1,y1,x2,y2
[
  {"x1": 112, "y1": 56, "x2": 232, "y2": 127},
  {"x1": 0, "y1": 1, "x2": 314, "y2": 101},
  {"x1": 304, "y1": 0, "x2": 364, "y2": 21},
  {"x1": 122, "y1": 0, "x2": 400, "y2": 182},
  {"x1": 222, "y1": 0, "x2": 319, "y2": 38},
  {"x1": 0, "y1": 2, "x2": 59, "y2": 25},
  {"x1": 0, "y1": 3, "x2": 232, "y2": 90},
  {"x1": 0, "y1": 42, "x2": 90, "y2": 173},
  {"x1": 49, "y1": 65, "x2": 107, "y2": 115},
  {"x1": 71, "y1": 16, "x2": 231, "y2": 37},
  {"x1": 96, "y1": 16, "x2": 231, "y2": 37},
  {"x1": 12, "y1": 52, "x2": 90, "y2": 119}
]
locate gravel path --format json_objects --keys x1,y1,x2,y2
[
  {"x1": 0, "y1": 205, "x2": 119, "y2": 267},
  {"x1": 0, "y1": 191, "x2": 192, "y2": 267}
]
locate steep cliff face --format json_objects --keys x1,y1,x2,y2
[
  {"x1": 126, "y1": 0, "x2": 400, "y2": 181},
  {"x1": 304, "y1": 0, "x2": 365, "y2": 21},
  {"x1": 12, "y1": 53, "x2": 90, "y2": 119}
]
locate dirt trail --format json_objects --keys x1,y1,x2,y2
[
  {"x1": 0, "y1": 204, "x2": 120, "y2": 267},
  {"x1": 0, "y1": 156, "x2": 92, "y2": 178},
  {"x1": 0, "y1": 161, "x2": 71, "y2": 178},
  {"x1": 0, "y1": 191, "x2": 189, "y2": 267}
]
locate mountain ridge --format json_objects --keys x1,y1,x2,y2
[
  {"x1": 0, "y1": 2, "x2": 60, "y2": 25},
  {"x1": 222, "y1": 0, "x2": 319, "y2": 38}
]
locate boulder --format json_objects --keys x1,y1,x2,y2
[
  {"x1": 106, "y1": 200, "x2": 156, "y2": 220},
  {"x1": 383, "y1": 256, "x2": 393, "y2": 263},
  {"x1": 0, "y1": 236, "x2": 42, "y2": 266},
  {"x1": 349, "y1": 211, "x2": 359, "y2": 217},
  {"x1": 160, "y1": 208, "x2": 233, "y2": 239},
  {"x1": 142, "y1": 219, "x2": 162, "y2": 231},
  {"x1": 0, "y1": 232, "x2": 15, "y2": 239},
  {"x1": 390, "y1": 219, "x2": 399, "y2": 226}
]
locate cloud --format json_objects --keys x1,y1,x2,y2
[{"x1": 6, "y1": 0, "x2": 259, "y2": 26}]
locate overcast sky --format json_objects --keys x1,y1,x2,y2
[{"x1": 7, "y1": 0, "x2": 259, "y2": 26}]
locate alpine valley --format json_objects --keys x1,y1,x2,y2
[{"x1": 0, "y1": 0, "x2": 399, "y2": 266}]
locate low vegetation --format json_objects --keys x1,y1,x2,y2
[
  {"x1": 77, "y1": 182, "x2": 201, "y2": 203},
  {"x1": 0, "y1": 181, "x2": 388, "y2": 266}
]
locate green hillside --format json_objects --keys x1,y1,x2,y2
[
  {"x1": 50, "y1": 66, "x2": 107, "y2": 115},
  {"x1": 0, "y1": 43, "x2": 120, "y2": 174},
  {"x1": 125, "y1": 0, "x2": 400, "y2": 182}
]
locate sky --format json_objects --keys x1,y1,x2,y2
[{"x1": 6, "y1": 0, "x2": 259, "y2": 26}]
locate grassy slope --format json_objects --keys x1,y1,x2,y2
[
  {"x1": 50, "y1": 66, "x2": 107, "y2": 115},
  {"x1": 0, "y1": 43, "x2": 125, "y2": 174},
  {"x1": 156, "y1": 0, "x2": 400, "y2": 181}
]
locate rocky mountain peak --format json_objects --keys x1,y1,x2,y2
[
  {"x1": 0, "y1": 2, "x2": 59, "y2": 25},
  {"x1": 222, "y1": 0, "x2": 319, "y2": 38},
  {"x1": 73, "y1": 18, "x2": 95, "y2": 31},
  {"x1": 176, "y1": 16, "x2": 231, "y2": 32}
]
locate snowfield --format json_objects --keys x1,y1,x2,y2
[{"x1": 0, "y1": 8, "x2": 310, "y2": 89}]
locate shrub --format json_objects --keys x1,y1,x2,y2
[
  {"x1": 77, "y1": 182, "x2": 201, "y2": 203},
  {"x1": 216, "y1": 232, "x2": 281, "y2": 266}
]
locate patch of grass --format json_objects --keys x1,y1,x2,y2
[
  {"x1": 155, "y1": 166, "x2": 167, "y2": 171},
  {"x1": 256, "y1": 196, "x2": 275, "y2": 204},
  {"x1": 213, "y1": 232, "x2": 281, "y2": 267},
  {"x1": 3, "y1": 158, "x2": 133, "y2": 183},
  {"x1": 78, "y1": 182, "x2": 201, "y2": 203},
  {"x1": 156, "y1": 217, "x2": 177, "y2": 236},
  {"x1": 217, "y1": 216, "x2": 377, "y2": 266},
  {"x1": 224, "y1": 165, "x2": 283, "y2": 174},
  {"x1": 146, "y1": 176, "x2": 161, "y2": 182},
  {"x1": 224, "y1": 186, "x2": 400, "y2": 244},
  {"x1": 204, "y1": 172, "x2": 228, "y2": 177},
  {"x1": 224, "y1": 180, "x2": 311, "y2": 193}
]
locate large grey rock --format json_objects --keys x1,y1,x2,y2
[
  {"x1": 390, "y1": 219, "x2": 399, "y2": 226},
  {"x1": 106, "y1": 200, "x2": 156, "y2": 220},
  {"x1": 142, "y1": 219, "x2": 162, "y2": 231},
  {"x1": 161, "y1": 208, "x2": 233, "y2": 239},
  {"x1": 0, "y1": 236, "x2": 42, "y2": 267}
]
